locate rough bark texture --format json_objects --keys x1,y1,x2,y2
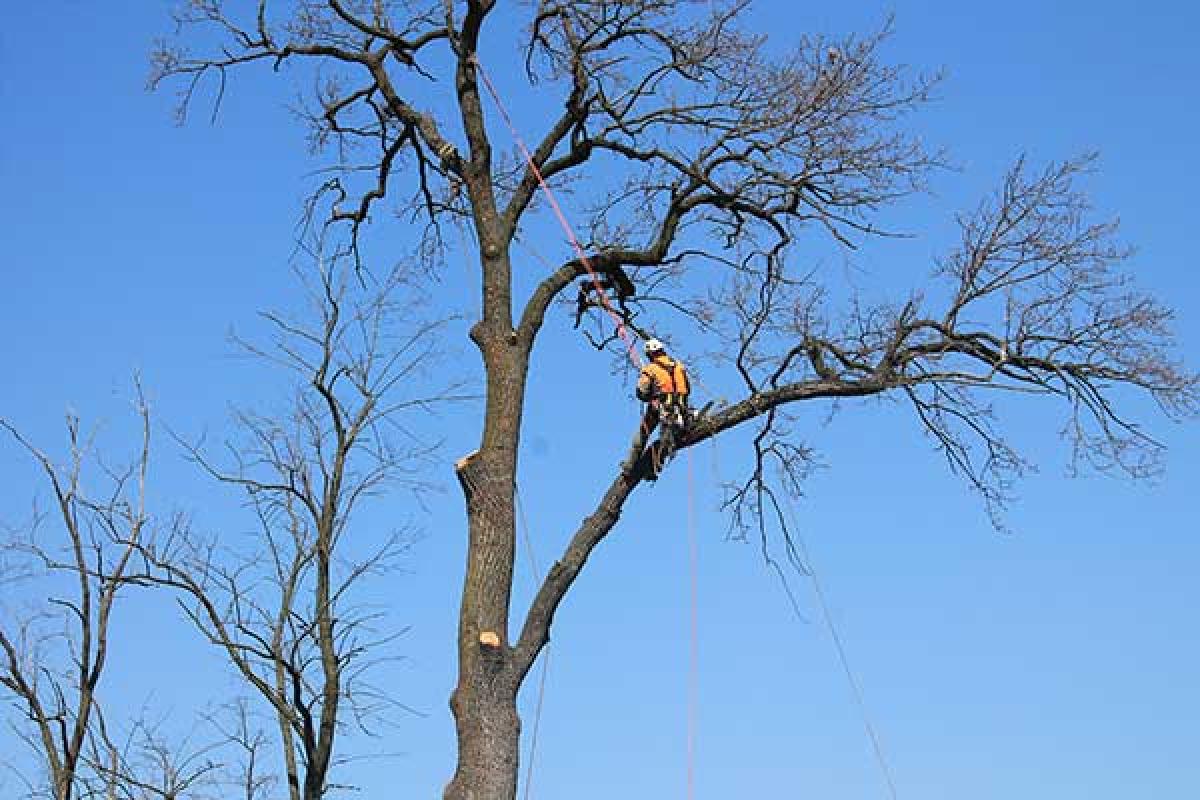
[
  {"x1": 447, "y1": 422, "x2": 523, "y2": 800},
  {"x1": 442, "y1": 3, "x2": 531, "y2": 784}
]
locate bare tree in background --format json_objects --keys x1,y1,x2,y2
[
  {"x1": 79, "y1": 698, "x2": 285, "y2": 800},
  {"x1": 0, "y1": 399, "x2": 151, "y2": 800},
  {"x1": 0, "y1": 406, "x2": 269, "y2": 800},
  {"x1": 150, "y1": 2, "x2": 1199, "y2": 799},
  {"x1": 83, "y1": 709, "x2": 223, "y2": 800},
  {"x1": 125, "y1": 239, "x2": 457, "y2": 800}
]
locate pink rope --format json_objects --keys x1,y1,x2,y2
[{"x1": 472, "y1": 56, "x2": 643, "y2": 369}]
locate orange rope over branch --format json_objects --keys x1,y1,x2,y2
[{"x1": 471, "y1": 55, "x2": 643, "y2": 370}]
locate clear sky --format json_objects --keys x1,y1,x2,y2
[{"x1": 2, "y1": 3, "x2": 1198, "y2": 800}]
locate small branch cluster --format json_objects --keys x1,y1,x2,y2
[
  {"x1": 0, "y1": 391, "x2": 151, "y2": 800},
  {"x1": 703, "y1": 156, "x2": 1196, "y2": 534},
  {"x1": 151, "y1": 1, "x2": 459, "y2": 262},
  {"x1": 118, "y1": 240, "x2": 457, "y2": 800}
]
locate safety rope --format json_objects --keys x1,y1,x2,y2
[
  {"x1": 699, "y1": 430, "x2": 898, "y2": 797},
  {"x1": 685, "y1": 448, "x2": 701, "y2": 800},
  {"x1": 514, "y1": 482, "x2": 551, "y2": 800},
  {"x1": 781, "y1": 497, "x2": 899, "y2": 800},
  {"x1": 471, "y1": 55, "x2": 643, "y2": 370},
  {"x1": 466, "y1": 57, "x2": 651, "y2": 799}
]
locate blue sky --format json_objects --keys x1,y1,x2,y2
[{"x1": 2, "y1": 3, "x2": 1198, "y2": 799}]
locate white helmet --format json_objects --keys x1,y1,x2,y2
[{"x1": 643, "y1": 338, "x2": 665, "y2": 356}]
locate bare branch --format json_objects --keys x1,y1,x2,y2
[{"x1": 122, "y1": 239, "x2": 454, "y2": 800}]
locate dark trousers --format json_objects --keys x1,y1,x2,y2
[{"x1": 627, "y1": 395, "x2": 688, "y2": 477}]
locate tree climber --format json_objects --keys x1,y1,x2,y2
[{"x1": 627, "y1": 338, "x2": 691, "y2": 479}]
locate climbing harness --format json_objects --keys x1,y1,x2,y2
[
  {"x1": 650, "y1": 397, "x2": 690, "y2": 478},
  {"x1": 638, "y1": 355, "x2": 692, "y2": 477}
]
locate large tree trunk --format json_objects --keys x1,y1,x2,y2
[
  {"x1": 445, "y1": 450, "x2": 524, "y2": 800},
  {"x1": 446, "y1": 20, "x2": 532, "y2": 782},
  {"x1": 445, "y1": 298, "x2": 527, "y2": 800}
]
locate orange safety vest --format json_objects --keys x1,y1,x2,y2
[{"x1": 641, "y1": 356, "x2": 690, "y2": 397}]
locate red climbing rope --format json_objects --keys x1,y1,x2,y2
[
  {"x1": 471, "y1": 55, "x2": 643, "y2": 370},
  {"x1": 685, "y1": 448, "x2": 700, "y2": 800}
]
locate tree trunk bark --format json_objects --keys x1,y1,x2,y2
[
  {"x1": 445, "y1": 290, "x2": 527, "y2": 800},
  {"x1": 447, "y1": 35, "x2": 527, "y2": 778},
  {"x1": 444, "y1": 456, "x2": 523, "y2": 800},
  {"x1": 444, "y1": 660, "x2": 520, "y2": 800}
]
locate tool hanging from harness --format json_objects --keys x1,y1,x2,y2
[{"x1": 635, "y1": 340, "x2": 692, "y2": 478}]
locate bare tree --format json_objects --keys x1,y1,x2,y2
[
  {"x1": 76, "y1": 696, "x2": 295, "y2": 800},
  {"x1": 125, "y1": 242, "x2": 455, "y2": 800},
  {"x1": 0, "y1": 397, "x2": 151, "y2": 800},
  {"x1": 205, "y1": 700, "x2": 277, "y2": 800},
  {"x1": 83, "y1": 708, "x2": 224, "y2": 800},
  {"x1": 149, "y1": 3, "x2": 1198, "y2": 799}
]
